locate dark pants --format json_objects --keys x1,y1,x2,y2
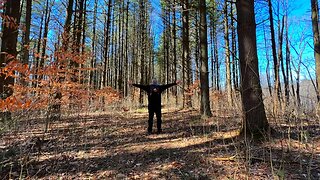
[{"x1": 148, "y1": 107, "x2": 161, "y2": 133}]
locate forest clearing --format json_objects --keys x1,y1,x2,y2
[
  {"x1": 1, "y1": 105, "x2": 320, "y2": 179},
  {"x1": 1, "y1": 0, "x2": 320, "y2": 179}
]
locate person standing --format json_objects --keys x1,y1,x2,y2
[{"x1": 129, "y1": 79, "x2": 180, "y2": 134}]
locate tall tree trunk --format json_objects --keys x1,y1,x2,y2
[
  {"x1": 132, "y1": 4, "x2": 138, "y2": 89},
  {"x1": 71, "y1": 0, "x2": 84, "y2": 84},
  {"x1": 103, "y1": 0, "x2": 112, "y2": 88},
  {"x1": 236, "y1": 0, "x2": 269, "y2": 137},
  {"x1": 210, "y1": 24, "x2": 214, "y2": 89},
  {"x1": 199, "y1": 0, "x2": 212, "y2": 118},
  {"x1": 279, "y1": 16, "x2": 288, "y2": 106},
  {"x1": 214, "y1": 27, "x2": 220, "y2": 91},
  {"x1": 165, "y1": 3, "x2": 170, "y2": 102},
  {"x1": 224, "y1": 0, "x2": 232, "y2": 106},
  {"x1": 34, "y1": 13, "x2": 44, "y2": 88},
  {"x1": 117, "y1": 1, "x2": 125, "y2": 94},
  {"x1": 108, "y1": 9, "x2": 116, "y2": 88},
  {"x1": 173, "y1": 0, "x2": 178, "y2": 105},
  {"x1": 139, "y1": 0, "x2": 146, "y2": 105},
  {"x1": 124, "y1": 1, "x2": 129, "y2": 96},
  {"x1": 194, "y1": 8, "x2": 200, "y2": 105},
  {"x1": 39, "y1": 0, "x2": 51, "y2": 81},
  {"x1": 0, "y1": 0, "x2": 21, "y2": 121},
  {"x1": 112, "y1": 5, "x2": 117, "y2": 90},
  {"x1": 90, "y1": 0, "x2": 98, "y2": 88},
  {"x1": 62, "y1": 0, "x2": 74, "y2": 51},
  {"x1": 231, "y1": 2, "x2": 238, "y2": 90},
  {"x1": 285, "y1": 15, "x2": 290, "y2": 104},
  {"x1": 311, "y1": 0, "x2": 320, "y2": 105},
  {"x1": 182, "y1": 0, "x2": 192, "y2": 108},
  {"x1": 263, "y1": 26, "x2": 273, "y2": 97},
  {"x1": 162, "y1": 4, "x2": 167, "y2": 86},
  {"x1": 268, "y1": 0, "x2": 280, "y2": 115},
  {"x1": 21, "y1": 0, "x2": 32, "y2": 86},
  {"x1": 80, "y1": 0, "x2": 87, "y2": 84}
]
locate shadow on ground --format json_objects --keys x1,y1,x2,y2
[{"x1": 1, "y1": 109, "x2": 319, "y2": 179}]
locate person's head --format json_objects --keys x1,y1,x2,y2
[{"x1": 151, "y1": 78, "x2": 158, "y2": 85}]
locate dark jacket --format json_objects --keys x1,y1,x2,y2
[{"x1": 132, "y1": 83, "x2": 177, "y2": 109}]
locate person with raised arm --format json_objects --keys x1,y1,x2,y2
[{"x1": 129, "y1": 78, "x2": 180, "y2": 135}]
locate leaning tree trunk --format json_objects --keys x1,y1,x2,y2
[
  {"x1": 199, "y1": 0, "x2": 212, "y2": 118},
  {"x1": 236, "y1": 0, "x2": 269, "y2": 137}
]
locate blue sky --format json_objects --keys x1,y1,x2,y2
[
  {"x1": 150, "y1": 0, "x2": 163, "y2": 49},
  {"x1": 148, "y1": 0, "x2": 316, "y2": 87}
]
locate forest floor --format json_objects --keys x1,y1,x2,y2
[{"x1": 0, "y1": 108, "x2": 320, "y2": 179}]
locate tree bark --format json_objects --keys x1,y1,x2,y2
[
  {"x1": 0, "y1": 0, "x2": 21, "y2": 121},
  {"x1": 173, "y1": 0, "x2": 178, "y2": 105},
  {"x1": 39, "y1": 0, "x2": 51, "y2": 81},
  {"x1": 199, "y1": 0, "x2": 212, "y2": 118},
  {"x1": 268, "y1": 0, "x2": 280, "y2": 115},
  {"x1": 34, "y1": 11, "x2": 44, "y2": 88},
  {"x1": 102, "y1": 0, "x2": 112, "y2": 88},
  {"x1": 62, "y1": 0, "x2": 74, "y2": 51},
  {"x1": 279, "y1": 16, "x2": 288, "y2": 105},
  {"x1": 90, "y1": 0, "x2": 98, "y2": 88},
  {"x1": 236, "y1": 0, "x2": 269, "y2": 137},
  {"x1": 139, "y1": 0, "x2": 146, "y2": 105},
  {"x1": 224, "y1": 0, "x2": 232, "y2": 106},
  {"x1": 285, "y1": 15, "x2": 290, "y2": 105},
  {"x1": 311, "y1": 0, "x2": 320, "y2": 104},
  {"x1": 182, "y1": 0, "x2": 192, "y2": 108},
  {"x1": 124, "y1": 1, "x2": 130, "y2": 96},
  {"x1": 21, "y1": 0, "x2": 32, "y2": 86},
  {"x1": 231, "y1": 1, "x2": 238, "y2": 90}
]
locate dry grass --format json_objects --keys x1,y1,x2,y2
[{"x1": 1, "y1": 101, "x2": 319, "y2": 179}]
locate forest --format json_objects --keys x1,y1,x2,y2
[{"x1": 0, "y1": 0, "x2": 319, "y2": 179}]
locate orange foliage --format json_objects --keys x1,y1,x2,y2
[
  {"x1": 0, "y1": 50, "x2": 121, "y2": 113},
  {"x1": 184, "y1": 80, "x2": 200, "y2": 96},
  {"x1": 210, "y1": 90, "x2": 226, "y2": 102},
  {"x1": 95, "y1": 87, "x2": 121, "y2": 103}
]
